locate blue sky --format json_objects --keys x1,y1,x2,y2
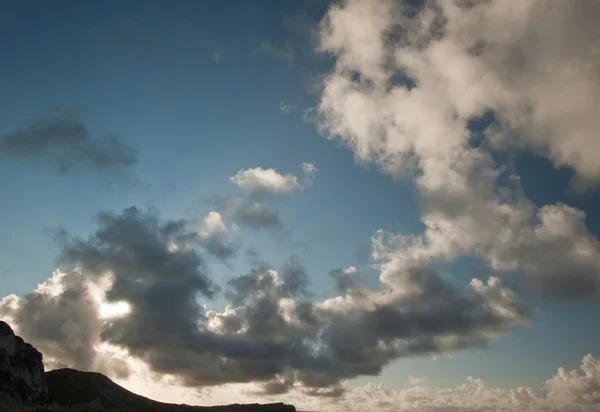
[{"x1": 2, "y1": 1, "x2": 600, "y2": 411}]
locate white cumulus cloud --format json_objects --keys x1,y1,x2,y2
[
  {"x1": 230, "y1": 163, "x2": 317, "y2": 195},
  {"x1": 317, "y1": 0, "x2": 600, "y2": 302},
  {"x1": 230, "y1": 167, "x2": 300, "y2": 195}
]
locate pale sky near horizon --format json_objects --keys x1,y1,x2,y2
[{"x1": 2, "y1": 1, "x2": 600, "y2": 411}]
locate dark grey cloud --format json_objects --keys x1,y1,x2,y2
[
  {"x1": 329, "y1": 266, "x2": 362, "y2": 294},
  {"x1": 52, "y1": 207, "x2": 216, "y2": 378},
  {"x1": 59, "y1": 206, "x2": 217, "y2": 298},
  {"x1": 280, "y1": 256, "x2": 311, "y2": 298},
  {"x1": 244, "y1": 246, "x2": 267, "y2": 267},
  {"x1": 248, "y1": 265, "x2": 531, "y2": 394},
  {"x1": 0, "y1": 206, "x2": 216, "y2": 378},
  {"x1": 0, "y1": 207, "x2": 530, "y2": 396},
  {"x1": 225, "y1": 258, "x2": 310, "y2": 306},
  {"x1": 205, "y1": 196, "x2": 282, "y2": 231},
  {"x1": 199, "y1": 237, "x2": 238, "y2": 261},
  {"x1": 0, "y1": 108, "x2": 137, "y2": 173},
  {"x1": 227, "y1": 198, "x2": 281, "y2": 230}
]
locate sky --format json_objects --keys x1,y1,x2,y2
[{"x1": 1, "y1": 0, "x2": 600, "y2": 411}]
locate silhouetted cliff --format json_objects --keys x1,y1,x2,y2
[{"x1": 0, "y1": 321, "x2": 295, "y2": 412}]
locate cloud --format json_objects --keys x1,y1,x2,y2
[
  {"x1": 301, "y1": 162, "x2": 317, "y2": 179},
  {"x1": 301, "y1": 162, "x2": 317, "y2": 176},
  {"x1": 316, "y1": 0, "x2": 600, "y2": 302},
  {"x1": 211, "y1": 163, "x2": 317, "y2": 233},
  {"x1": 280, "y1": 102, "x2": 297, "y2": 114},
  {"x1": 225, "y1": 198, "x2": 281, "y2": 230},
  {"x1": 230, "y1": 163, "x2": 317, "y2": 196},
  {"x1": 319, "y1": 0, "x2": 600, "y2": 188},
  {"x1": 196, "y1": 211, "x2": 237, "y2": 260},
  {"x1": 305, "y1": 269, "x2": 530, "y2": 390},
  {"x1": 0, "y1": 269, "x2": 131, "y2": 378},
  {"x1": 1, "y1": 206, "x2": 531, "y2": 395},
  {"x1": 0, "y1": 108, "x2": 138, "y2": 173},
  {"x1": 230, "y1": 167, "x2": 300, "y2": 195},
  {"x1": 96, "y1": 353, "x2": 600, "y2": 411},
  {"x1": 329, "y1": 266, "x2": 362, "y2": 294},
  {"x1": 253, "y1": 40, "x2": 294, "y2": 66},
  {"x1": 2, "y1": 2, "x2": 596, "y2": 406},
  {"x1": 199, "y1": 212, "x2": 227, "y2": 240},
  {"x1": 308, "y1": 354, "x2": 600, "y2": 412}
]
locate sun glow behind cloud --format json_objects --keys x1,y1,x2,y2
[{"x1": 99, "y1": 301, "x2": 131, "y2": 320}]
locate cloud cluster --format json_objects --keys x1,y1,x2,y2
[
  {"x1": 198, "y1": 162, "x2": 318, "y2": 246},
  {"x1": 318, "y1": 353, "x2": 600, "y2": 412},
  {"x1": 99, "y1": 352, "x2": 600, "y2": 412},
  {"x1": 0, "y1": 108, "x2": 137, "y2": 173},
  {"x1": 196, "y1": 163, "x2": 319, "y2": 259},
  {"x1": 1, "y1": 206, "x2": 530, "y2": 396},
  {"x1": 191, "y1": 162, "x2": 318, "y2": 264},
  {"x1": 317, "y1": 0, "x2": 600, "y2": 301}
]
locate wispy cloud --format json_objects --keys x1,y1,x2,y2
[
  {"x1": 279, "y1": 101, "x2": 297, "y2": 114},
  {"x1": 253, "y1": 39, "x2": 294, "y2": 66},
  {"x1": 0, "y1": 107, "x2": 138, "y2": 174},
  {"x1": 211, "y1": 51, "x2": 222, "y2": 63}
]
